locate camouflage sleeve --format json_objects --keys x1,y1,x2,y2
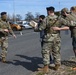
[
  {"x1": 0, "y1": 19, "x2": 3, "y2": 31},
  {"x1": 7, "y1": 22, "x2": 15, "y2": 35},
  {"x1": 59, "y1": 16, "x2": 76, "y2": 27},
  {"x1": 38, "y1": 19, "x2": 46, "y2": 31},
  {"x1": 59, "y1": 17, "x2": 69, "y2": 26},
  {"x1": 67, "y1": 14, "x2": 76, "y2": 26},
  {"x1": 0, "y1": 22, "x2": 5, "y2": 33}
]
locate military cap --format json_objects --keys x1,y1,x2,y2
[
  {"x1": 61, "y1": 8, "x2": 70, "y2": 13},
  {"x1": 1, "y1": 12, "x2": 7, "y2": 16},
  {"x1": 46, "y1": 6, "x2": 55, "y2": 12},
  {"x1": 39, "y1": 15, "x2": 45, "y2": 19}
]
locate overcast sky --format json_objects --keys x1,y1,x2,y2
[{"x1": 0, "y1": 0, "x2": 76, "y2": 19}]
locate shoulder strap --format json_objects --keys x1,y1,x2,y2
[{"x1": 52, "y1": 16, "x2": 59, "y2": 26}]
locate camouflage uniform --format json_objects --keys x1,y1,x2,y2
[
  {"x1": 0, "y1": 13, "x2": 14, "y2": 61},
  {"x1": 38, "y1": 15, "x2": 61, "y2": 66},
  {"x1": 61, "y1": 8, "x2": 76, "y2": 57},
  {"x1": 70, "y1": 14, "x2": 76, "y2": 57},
  {"x1": 71, "y1": 13, "x2": 76, "y2": 57}
]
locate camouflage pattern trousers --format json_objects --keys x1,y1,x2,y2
[
  {"x1": 41, "y1": 34, "x2": 61, "y2": 66},
  {"x1": 0, "y1": 37, "x2": 8, "y2": 58}
]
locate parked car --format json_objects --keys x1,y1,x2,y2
[
  {"x1": 9, "y1": 22, "x2": 22, "y2": 31},
  {"x1": 17, "y1": 21, "x2": 32, "y2": 29},
  {"x1": 23, "y1": 22, "x2": 32, "y2": 29}
]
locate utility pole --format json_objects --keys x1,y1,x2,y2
[
  {"x1": 59, "y1": 1, "x2": 60, "y2": 10},
  {"x1": 13, "y1": 0, "x2": 16, "y2": 22}
]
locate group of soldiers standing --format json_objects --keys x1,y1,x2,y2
[
  {"x1": 30, "y1": 6, "x2": 76, "y2": 73},
  {"x1": 0, "y1": 6, "x2": 76, "y2": 74}
]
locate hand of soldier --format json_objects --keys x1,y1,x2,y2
[
  {"x1": 13, "y1": 34, "x2": 17, "y2": 38},
  {"x1": 4, "y1": 29, "x2": 9, "y2": 32},
  {"x1": 64, "y1": 12, "x2": 68, "y2": 16},
  {"x1": 52, "y1": 27, "x2": 61, "y2": 31}
]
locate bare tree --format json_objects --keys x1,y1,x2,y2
[
  {"x1": 7, "y1": 14, "x2": 11, "y2": 21},
  {"x1": 16, "y1": 14, "x2": 22, "y2": 21},
  {"x1": 12, "y1": 14, "x2": 16, "y2": 22},
  {"x1": 35, "y1": 12, "x2": 40, "y2": 22},
  {"x1": 25, "y1": 12, "x2": 34, "y2": 21}
]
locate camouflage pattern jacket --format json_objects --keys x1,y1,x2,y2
[
  {"x1": 38, "y1": 15, "x2": 61, "y2": 42},
  {"x1": 0, "y1": 19, "x2": 14, "y2": 37},
  {"x1": 69, "y1": 13, "x2": 76, "y2": 37}
]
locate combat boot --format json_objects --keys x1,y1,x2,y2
[
  {"x1": 54, "y1": 64, "x2": 61, "y2": 70},
  {"x1": 37, "y1": 65, "x2": 49, "y2": 74},
  {"x1": 1, "y1": 57, "x2": 6, "y2": 63}
]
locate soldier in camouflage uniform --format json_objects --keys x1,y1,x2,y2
[
  {"x1": 59, "y1": 8, "x2": 76, "y2": 57},
  {"x1": 36, "y1": 15, "x2": 54, "y2": 64},
  {"x1": 70, "y1": 6, "x2": 76, "y2": 57},
  {"x1": 38, "y1": 15, "x2": 45, "y2": 47},
  {"x1": 37, "y1": 7, "x2": 70, "y2": 73},
  {"x1": 52, "y1": 7, "x2": 76, "y2": 71},
  {"x1": 0, "y1": 12, "x2": 16, "y2": 63}
]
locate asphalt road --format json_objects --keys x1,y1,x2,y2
[{"x1": 0, "y1": 29, "x2": 75, "y2": 75}]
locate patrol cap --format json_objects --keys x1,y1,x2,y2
[
  {"x1": 1, "y1": 12, "x2": 7, "y2": 16},
  {"x1": 61, "y1": 8, "x2": 70, "y2": 13},
  {"x1": 46, "y1": 6, "x2": 55, "y2": 12}
]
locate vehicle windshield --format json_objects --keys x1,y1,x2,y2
[
  {"x1": 13, "y1": 22, "x2": 18, "y2": 24},
  {"x1": 24, "y1": 22, "x2": 29, "y2": 25},
  {"x1": 17, "y1": 22, "x2": 23, "y2": 24},
  {"x1": 10, "y1": 22, "x2": 18, "y2": 24}
]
